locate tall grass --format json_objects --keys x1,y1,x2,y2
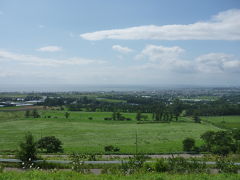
[{"x1": 0, "y1": 171, "x2": 240, "y2": 180}]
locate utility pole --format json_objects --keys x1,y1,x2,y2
[
  {"x1": 40, "y1": 129, "x2": 43, "y2": 152},
  {"x1": 135, "y1": 130, "x2": 138, "y2": 155}
]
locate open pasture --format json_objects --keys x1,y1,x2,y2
[
  {"x1": 201, "y1": 116, "x2": 240, "y2": 129},
  {"x1": 0, "y1": 111, "x2": 220, "y2": 154}
]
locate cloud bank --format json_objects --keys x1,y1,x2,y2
[
  {"x1": 0, "y1": 50, "x2": 106, "y2": 66},
  {"x1": 136, "y1": 45, "x2": 240, "y2": 74},
  {"x1": 80, "y1": 9, "x2": 240, "y2": 41}
]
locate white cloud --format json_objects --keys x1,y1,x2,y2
[
  {"x1": 112, "y1": 45, "x2": 133, "y2": 54},
  {"x1": 136, "y1": 45, "x2": 184, "y2": 62},
  {"x1": 0, "y1": 50, "x2": 106, "y2": 66},
  {"x1": 0, "y1": 46, "x2": 239, "y2": 86},
  {"x1": 80, "y1": 9, "x2": 240, "y2": 41},
  {"x1": 196, "y1": 53, "x2": 240, "y2": 73},
  {"x1": 37, "y1": 46, "x2": 62, "y2": 52},
  {"x1": 136, "y1": 45, "x2": 240, "y2": 74}
]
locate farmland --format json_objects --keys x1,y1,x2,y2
[
  {"x1": 201, "y1": 116, "x2": 240, "y2": 130},
  {"x1": 0, "y1": 110, "x2": 220, "y2": 154},
  {"x1": 0, "y1": 88, "x2": 240, "y2": 178}
]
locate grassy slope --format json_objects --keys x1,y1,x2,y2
[
  {"x1": 0, "y1": 111, "x2": 220, "y2": 154},
  {"x1": 201, "y1": 116, "x2": 240, "y2": 129},
  {"x1": 0, "y1": 171, "x2": 239, "y2": 180}
]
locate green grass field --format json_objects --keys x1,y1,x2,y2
[
  {"x1": 0, "y1": 106, "x2": 27, "y2": 110},
  {"x1": 0, "y1": 171, "x2": 239, "y2": 180},
  {"x1": 0, "y1": 110, "x2": 220, "y2": 154},
  {"x1": 201, "y1": 116, "x2": 240, "y2": 129}
]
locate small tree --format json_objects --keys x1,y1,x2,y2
[
  {"x1": 65, "y1": 112, "x2": 70, "y2": 119},
  {"x1": 142, "y1": 115, "x2": 148, "y2": 121},
  {"x1": 136, "y1": 112, "x2": 142, "y2": 121},
  {"x1": 25, "y1": 110, "x2": 30, "y2": 118},
  {"x1": 212, "y1": 145, "x2": 231, "y2": 156},
  {"x1": 193, "y1": 116, "x2": 201, "y2": 123},
  {"x1": 17, "y1": 132, "x2": 37, "y2": 163},
  {"x1": 182, "y1": 138, "x2": 195, "y2": 151},
  {"x1": 116, "y1": 112, "x2": 121, "y2": 120},
  {"x1": 37, "y1": 136, "x2": 63, "y2": 153},
  {"x1": 201, "y1": 131, "x2": 215, "y2": 151},
  {"x1": 112, "y1": 111, "x2": 116, "y2": 120},
  {"x1": 32, "y1": 110, "x2": 40, "y2": 118}
]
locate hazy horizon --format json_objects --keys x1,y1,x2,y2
[{"x1": 0, "y1": 83, "x2": 239, "y2": 92}]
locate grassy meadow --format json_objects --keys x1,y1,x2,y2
[
  {"x1": 201, "y1": 116, "x2": 240, "y2": 129},
  {"x1": 0, "y1": 110, "x2": 220, "y2": 154}
]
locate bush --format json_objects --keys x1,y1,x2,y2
[
  {"x1": 144, "y1": 163, "x2": 154, "y2": 172},
  {"x1": 113, "y1": 147, "x2": 120, "y2": 152},
  {"x1": 166, "y1": 156, "x2": 209, "y2": 174},
  {"x1": 212, "y1": 145, "x2": 231, "y2": 156},
  {"x1": 193, "y1": 146, "x2": 200, "y2": 154},
  {"x1": 37, "y1": 136, "x2": 63, "y2": 153},
  {"x1": 104, "y1": 145, "x2": 114, "y2": 152},
  {"x1": 70, "y1": 153, "x2": 87, "y2": 173},
  {"x1": 120, "y1": 154, "x2": 148, "y2": 174},
  {"x1": 65, "y1": 112, "x2": 70, "y2": 119},
  {"x1": 168, "y1": 157, "x2": 188, "y2": 173},
  {"x1": 24, "y1": 110, "x2": 30, "y2": 118},
  {"x1": 17, "y1": 132, "x2": 37, "y2": 166},
  {"x1": 32, "y1": 110, "x2": 40, "y2": 118},
  {"x1": 104, "y1": 145, "x2": 120, "y2": 152},
  {"x1": 187, "y1": 158, "x2": 208, "y2": 173},
  {"x1": 200, "y1": 130, "x2": 235, "y2": 155},
  {"x1": 87, "y1": 154, "x2": 97, "y2": 161},
  {"x1": 182, "y1": 138, "x2": 195, "y2": 151},
  {"x1": 154, "y1": 159, "x2": 169, "y2": 172},
  {"x1": 216, "y1": 157, "x2": 239, "y2": 173},
  {"x1": 193, "y1": 116, "x2": 201, "y2": 123}
]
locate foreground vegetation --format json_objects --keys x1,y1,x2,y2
[{"x1": 0, "y1": 171, "x2": 240, "y2": 180}]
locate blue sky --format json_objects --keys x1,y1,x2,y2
[{"x1": 0, "y1": 0, "x2": 240, "y2": 86}]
